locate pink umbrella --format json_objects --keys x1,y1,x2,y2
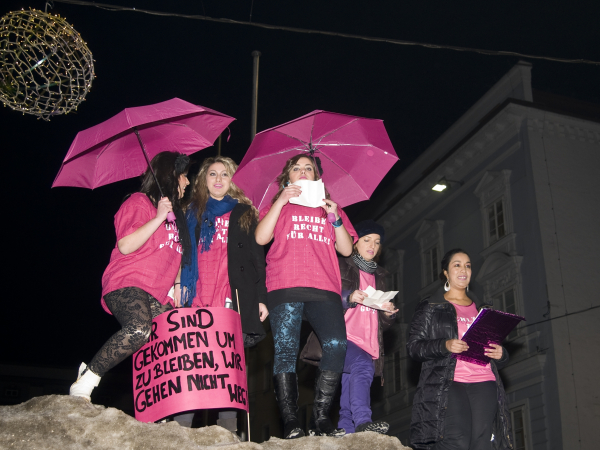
[
  {"x1": 53, "y1": 98, "x2": 235, "y2": 190},
  {"x1": 232, "y1": 110, "x2": 398, "y2": 210}
]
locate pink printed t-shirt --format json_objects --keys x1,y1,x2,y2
[
  {"x1": 344, "y1": 270, "x2": 380, "y2": 358},
  {"x1": 259, "y1": 203, "x2": 358, "y2": 295},
  {"x1": 452, "y1": 302, "x2": 496, "y2": 383},
  {"x1": 101, "y1": 193, "x2": 182, "y2": 314},
  {"x1": 193, "y1": 211, "x2": 232, "y2": 308}
]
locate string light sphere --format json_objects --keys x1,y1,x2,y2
[{"x1": 0, "y1": 9, "x2": 95, "y2": 120}]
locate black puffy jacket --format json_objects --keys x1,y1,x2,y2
[{"x1": 406, "y1": 287, "x2": 512, "y2": 450}]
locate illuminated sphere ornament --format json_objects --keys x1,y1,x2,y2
[{"x1": 0, "y1": 9, "x2": 94, "y2": 120}]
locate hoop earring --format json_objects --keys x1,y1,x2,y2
[{"x1": 444, "y1": 280, "x2": 450, "y2": 292}]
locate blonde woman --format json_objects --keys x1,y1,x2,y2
[{"x1": 175, "y1": 156, "x2": 268, "y2": 431}]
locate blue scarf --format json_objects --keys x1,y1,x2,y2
[{"x1": 180, "y1": 195, "x2": 238, "y2": 307}]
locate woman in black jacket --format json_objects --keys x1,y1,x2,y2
[
  {"x1": 175, "y1": 156, "x2": 268, "y2": 430},
  {"x1": 407, "y1": 249, "x2": 512, "y2": 450}
]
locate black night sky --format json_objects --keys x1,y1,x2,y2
[{"x1": 1, "y1": 0, "x2": 598, "y2": 373}]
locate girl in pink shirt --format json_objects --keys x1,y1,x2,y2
[
  {"x1": 70, "y1": 152, "x2": 192, "y2": 402},
  {"x1": 173, "y1": 156, "x2": 269, "y2": 431},
  {"x1": 255, "y1": 154, "x2": 357, "y2": 438},
  {"x1": 407, "y1": 249, "x2": 512, "y2": 450},
  {"x1": 336, "y1": 220, "x2": 397, "y2": 435}
]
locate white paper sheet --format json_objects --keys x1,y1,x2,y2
[
  {"x1": 288, "y1": 179, "x2": 327, "y2": 208},
  {"x1": 361, "y1": 285, "x2": 399, "y2": 310}
]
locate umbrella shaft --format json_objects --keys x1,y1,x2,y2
[{"x1": 134, "y1": 128, "x2": 165, "y2": 199}]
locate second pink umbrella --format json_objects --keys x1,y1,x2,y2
[{"x1": 233, "y1": 110, "x2": 398, "y2": 210}]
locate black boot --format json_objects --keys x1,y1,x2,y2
[
  {"x1": 309, "y1": 369, "x2": 345, "y2": 437},
  {"x1": 273, "y1": 373, "x2": 305, "y2": 439}
]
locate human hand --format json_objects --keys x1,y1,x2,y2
[
  {"x1": 276, "y1": 184, "x2": 302, "y2": 206},
  {"x1": 258, "y1": 303, "x2": 269, "y2": 322},
  {"x1": 321, "y1": 198, "x2": 339, "y2": 220},
  {"x1": 446, "y1": 339, "x2": 469, "y2": 354},
  {"x1": 156, "y1": 197, "x2": 173, "y2": 222},
  {"x1": 381, "y1": 301, "x2": 399, "y2": 316},
  {"x1": 484, "y1": 343, "x2": 503, "y2": 360},
  {"x1": 349, "y1": 290, "x2": 367, "y2": 304}
]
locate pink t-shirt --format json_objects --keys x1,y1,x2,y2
[
  {"x1": 193, "y1": 211, "x2": 232, "y2": 308},
  {"x1": 101, "y1": 193, "x2": 182, "y2": 313},
  {"x1": 259, "y1": 203, "x2": 357, "y2": 294},
  {"x1": 452, "y1": 302, "x2": 496, "y2": 383},
  {"x1": 344, "y1": 271, "x2": 380, "y2": 358}
]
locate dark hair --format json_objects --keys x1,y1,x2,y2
[
  {"x1": 139, "y1": 151, "x2": 191, "y2": 210},
  {"x1": 439, "y1": 248, "x2": 471, "y2": 282},
  {"x1": 271, "y1": 154, "x2": 330, "y2": 206}
]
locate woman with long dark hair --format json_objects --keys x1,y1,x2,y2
[
  {"x1": 174, "y1": 156, "x2": 268, "y2": 431},
  {"x1": 407, "y1": 249, "x2": 512, "y2": 450},
  {"x1": 255, "y1": 154, "x2": 357, "y2": 438},
  {"x1": 70, "y1": 151, "x2": 192, "y2": 401}
]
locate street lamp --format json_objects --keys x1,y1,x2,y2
[{"x1": 432, "y1": 178, "x2": 463, "y2": 192}]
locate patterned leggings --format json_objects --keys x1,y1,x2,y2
[
  {"x1": 88, "y1": 287, "x2": 172, "y2": 377},
  {"x1": 270, "y1": 301, "x2": 347, "y2": 374}
]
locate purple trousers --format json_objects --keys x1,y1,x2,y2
[{"x1": 337, "y1": 340, "x2": 376, "y2": 433}]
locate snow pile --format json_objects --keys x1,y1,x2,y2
[{"x1": 0, "y1": 395, "x2": 409, "y2": 450}]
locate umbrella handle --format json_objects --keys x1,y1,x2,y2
[{"x1": 167, "y1": 211, "x2": 176, "y2": 223}]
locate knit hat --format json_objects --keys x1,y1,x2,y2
[{"x1": 354, "y1": 220, "x2": 385, "y2": 243}]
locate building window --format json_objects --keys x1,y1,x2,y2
[
  {"x1": 510, "y1": 405, "x2": 529, "y2": 450},
  {"x1": 416, "y1": 220, "x2": 444, "y2": 294},
  {"x1": 474, "y1": 170, "x2": 513, "y2": 249},
  {"x1": 477, "y1": 252, "x2": 524, "y2": 340},
  {"x1": 393, "y1": 351, "x2": 402, "y2": 393},
  {"x1": 4, "y1": 388, "x2": 19, "y2": 398},
  {"x1": 494, "y1": 287, "x2": 518, "y2": 339},
  {"x1": 391, "y1": 271, "x2": 401, "y2": 291},
  {"x1": 386, "y1": 351, "x2": 402, "y2": 395},
  {"x1": 424, "y1": 246, "x2": 439, "y2": 285},
  {"x1": 381, "y1": 248, "x2": 404, "y2": 319},
  {"x1": 487, "y1": 199, "x2": 506, "y2": 244}
]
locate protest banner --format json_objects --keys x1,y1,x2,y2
[{"x1": 132, "y1": 307, "x2": 248, "y2": 423}]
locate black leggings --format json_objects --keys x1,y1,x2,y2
[
  {"x1": 433, "y1": 381, "x2": 498, "y2": 450},
  {"x1": 88, "y1": 287, "x2": 172, "y2": 377}
]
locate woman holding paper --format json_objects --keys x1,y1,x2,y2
[
  {"x1": 174, "y1": 156, "x2": 269, "y2": 431},
  {"x1": 70, "y1": 151, "x2": 192, "y2": 402},
  {"x1": 255, "y1": 154, "x2": 357, "y2": 438},
  {"x1": 407, "y1": 249, "x2": 512, "y2": 450},
  {"x1": 337, "y1": 220, "x2": 397, "y2": 434},
  {"x1": 302, "y1": 220, "x2": 397, "y2": 433}
]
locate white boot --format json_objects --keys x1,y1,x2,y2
[{"x1": 69, "y1": 363, "x2": 101, "y2": 401}]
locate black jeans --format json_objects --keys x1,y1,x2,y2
[{"x1": 433, "y1": 381, "x2": 498, "y2": 450}]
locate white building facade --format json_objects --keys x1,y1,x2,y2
[{"x1": 367, "y1": 62, "x2": 600, "y2": 450}]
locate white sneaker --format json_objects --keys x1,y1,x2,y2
[{"x1": 69, "y1": 363, "x2": 101, "y2": 401}]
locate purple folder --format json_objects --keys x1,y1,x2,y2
[{"x1": 454, "y1": 308, "x2": 525, "y2": 366}]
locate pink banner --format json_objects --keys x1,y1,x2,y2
[{"x1": 132, "y1": 307, "x2": 248, "y2": 422}]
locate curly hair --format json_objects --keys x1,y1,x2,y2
[
  {"x1": 270, "y1": 154, "x2": 331, "y2": 209},
  {"x1": 187, "y1": 156, "x2": 258, "y2": 233}
]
